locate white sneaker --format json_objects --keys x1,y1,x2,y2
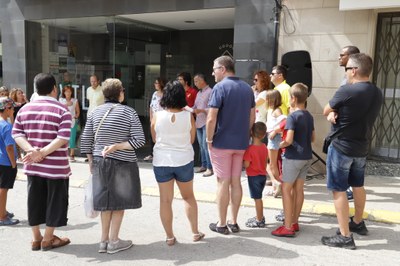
[{"x1": 107, "y1": 239, "x2": 133, "y2": 254}]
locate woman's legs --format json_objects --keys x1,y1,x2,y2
[
  {"x1": 109, "y1": 210, "x2": 124, "y2": 242},
  {"x1": 100, "y1": 211, "x2": 112, "y2": 242},
  {"x1": 158, "y1": 179, "x2": 175, "y2": 239},
  {"x1": 176, "y1": 180, "x2": 199, "y2": 235},
  {"x1": 100, "y1": 210, "x2": 125, "y2": 242}
]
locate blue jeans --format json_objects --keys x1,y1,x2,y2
[
  {"x1": 197, "y1": 126, "x2": 212, "y2": 169},
  {"x1": 326, "y1": 145, "x2": 366, "y2": 191}
]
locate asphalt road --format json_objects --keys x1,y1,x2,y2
[{"x1": 1, "y1": 180, "x2": 399, "y2": 266}]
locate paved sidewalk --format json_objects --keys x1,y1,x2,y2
[
  {"x1": 16, "y1": 160, "x2": 400, "y2": 224},
  {"x1": 3, "y1": 179, "x2": 400, "y2": 265}
]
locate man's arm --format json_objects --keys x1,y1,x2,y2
[
  {"x1": 323, "y1": 103, "x2": 338, "y2": 124},
  {"x1": 17, "y1": 137, "x2": 68, "y2": 165},
  {"x1": 14, "y1": 136, "x2": 35, "y2": 153},
  {"x1": 206, "y1": 108, "x2": 218, "y2": 146},
  {"x1": 249, "y1": 107, "x2": 255, "y2": 131}
]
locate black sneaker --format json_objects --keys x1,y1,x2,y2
[
  {"x1": 227, "y1": 222, "x2": 240, "y2": 233},
  {"x1": 349, "y1": 217, "x2": 368, "y2": 235},
  {"x1": 321, "y1": 234, "x2": 356, "y2": 250},
  {"x1": 209, "y1": 222, "x2": 229, "y2": 235},
  {"x1": 335, "y1": 217, "x2": 369, "y2": 236}
]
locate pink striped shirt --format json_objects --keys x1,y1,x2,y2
[
  {"x1": 12, "y1": 96, "x2": 72, "y2": 179},
  {"x1": 193, "y1": 86, "x2": 212, "y2": 128}
]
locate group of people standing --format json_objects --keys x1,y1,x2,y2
[{"x1": 0, "y1": 48, "x2": 383, "y2": 254}]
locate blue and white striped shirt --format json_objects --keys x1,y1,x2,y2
[{"x1": 80, "y1": 102, "x2": 145, "y2": 162}]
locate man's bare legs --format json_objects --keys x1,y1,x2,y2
[
  {"x1": 229, "y1": 175, "x2": 242, "y2": 225},
  {"x1": 216, "y1": 178, "x2": 230, "y2": 227},
  {"x1": 333, "y1": 191, "x2": 350, "y2": 236}
]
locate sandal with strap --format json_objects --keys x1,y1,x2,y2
[
  {"x1": 166, "y1": 237, "x2": 176, "y2": 246},
  {"x1": 31, "y1": 237, "x2": 43, "y2": 251},
  {"x1": 41, "y1": 235, "x2": 70, "y2": 251},
  {"x1": 193, "y1": 232, "x2": 205, "y2": 242}
]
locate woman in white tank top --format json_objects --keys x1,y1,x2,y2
[{"x1": 151, "y1": 81, "x2": 204, "y2": 246}]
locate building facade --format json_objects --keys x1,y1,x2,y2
[{"x1": 0, "y1": 0, "x2": 399, "y2": 160}]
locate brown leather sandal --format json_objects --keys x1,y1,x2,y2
[
  {"x1": 41, "y1": 235, "x2": 70, "y2": 251},
  {"x1": 31, "y1": 237, "x2": 43, "y2": 251}
]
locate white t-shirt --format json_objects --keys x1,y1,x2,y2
[
  {"x1": 87, "y1": 85, "x2": 104, "y2": 114},
  {"x1": 152, "y1": 110, "x2": 194, "y2": 167},
  {"x1": 255, "y1": 90, "x2": 268, "y2": 123}
]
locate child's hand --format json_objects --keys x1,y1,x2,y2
[
  {"x1": 269, "y1": 131, "x2": 276, "y2": 140},
  {"x1": 279, "y1": 141, "x2": 286, "y2": 148}
]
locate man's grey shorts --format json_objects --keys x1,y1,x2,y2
[{"x1": 282, "y1": 158, "x2": 312, "y2": 183}]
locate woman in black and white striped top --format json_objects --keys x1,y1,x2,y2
[{"x1": 81, "y1": 78, "x2": 145, "y2": 254}]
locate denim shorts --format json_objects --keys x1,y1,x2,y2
[
  {"x1": 247, "y1": 175, "x2": 267, "y2": 199},
  {"x1": 326, "y1": 145, "x2": 366, "y2": 191},
  {"x1": 153, "y1": 161, "x2": 194, "y2": 183},
  {"x1": 267, "y1": 133, "x2": 282, "y2": 150}
]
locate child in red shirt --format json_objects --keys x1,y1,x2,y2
[{"x1": 243, "y1": 122, "x2": 268, "y2": 228}]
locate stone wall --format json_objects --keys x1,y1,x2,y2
[{"x1": 278, "y1": 0, "x2": 376, "y2": 160}]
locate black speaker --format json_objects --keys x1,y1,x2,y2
[{"x1": 281, "y1": 50, "x2": 312, "y2": 96}]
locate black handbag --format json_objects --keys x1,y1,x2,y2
[{"x1": 322, "y1": 129, "x2": 344, "y2": 154}]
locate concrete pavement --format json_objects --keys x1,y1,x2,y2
[
  {"x1": 2, "y1": 172, "x2": 400, "y2": 265},
  {"x1": 16, "y1": 159, "x2": 400, "y2": 224}
]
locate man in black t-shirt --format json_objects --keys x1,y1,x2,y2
[{"x1": 321, "y1": 53, "x2": 383, "y2": 249}]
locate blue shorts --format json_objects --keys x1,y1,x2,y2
[
  {"x1": 326, "y1": 145, "x2": 366, "y2": 191},
  {"x1": 247, "y1": 175, "x2": 267, "y2": 199},
  {"x1": 267, "y1": 133, "x2": 281, "y2": 150},
  {"x1": 153, "y1": 161, "x2": 194, "y2": 183}
]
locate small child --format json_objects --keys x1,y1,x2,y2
[
  {"x1": 266, "y1": 90, "x2": 286, "y2": 197},
  {"x1": 0, "y1": 97, "x2": 19, "y2": 226},
  {"x1": 271, "y1": 83, "x2": 315, "y2": 237},
  {"x1": 243, "y1": 122, "x2": 268, "y2": 228}
]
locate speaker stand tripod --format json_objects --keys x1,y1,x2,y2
[{"x1": 306, "y1": 150, "x2": 326, "y2": 180}]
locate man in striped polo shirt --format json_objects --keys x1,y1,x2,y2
[{"x1": 12, "y1": 73, "x2": 72, "y2": 251}]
